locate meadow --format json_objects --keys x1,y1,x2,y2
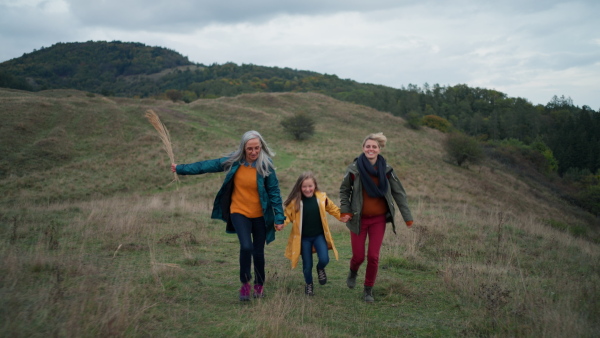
[{"x1": 0, "y1": 88, "x2": 598, "y2": 337}]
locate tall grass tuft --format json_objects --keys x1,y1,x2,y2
[{"x1": 145, "y1": 109, "x2": 179, "y2": 184}]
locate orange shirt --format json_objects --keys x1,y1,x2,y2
[{"x1": 230, "y1": 164, "x2": 263, "y2": 218}]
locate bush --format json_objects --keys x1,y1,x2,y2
[
  {"x1": 575, "y1": 185, "x2": 600, "y2": 216},
  {"x1": 165, "y1": 89, "x2": 183, "y2": 102},
  {"x1": 422, "y1": 115, "x2": 451, "y2": 132},
  {"x1": 405, "y1": 111, "x2": 422, "y2": 130},
  {"x1": 280, "y1": 113, "x2": 315, "y2": 140},
  {"x1": 488, "y1": 139, "x2": 558, "y2": 176},
  {"x1": 445, "y1": 132, "x2": 484, "y2": 167},
  {"x1": 182, "y1": 90, "x2": 197, "y2": 103}
]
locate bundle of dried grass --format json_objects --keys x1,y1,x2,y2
[{"x1": 145, "y1": 109, "x2": 179, "y2": 183}]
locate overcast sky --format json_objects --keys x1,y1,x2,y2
[{"x1": 1, "y1": 0, "x2": 599, "y2": 108}]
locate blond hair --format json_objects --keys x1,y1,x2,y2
[{"x1": 362, "y1": 132, "x2": 387, "y2": 149}]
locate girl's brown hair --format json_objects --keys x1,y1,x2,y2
[{"x1": 284, "y1": 171, "x2": 319, "y2": 211}]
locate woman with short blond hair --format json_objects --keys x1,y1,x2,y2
[{"x1": 339, "y1": 132, "x2": 414, "y2": 302}]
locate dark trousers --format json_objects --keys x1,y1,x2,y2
[{"x1": 230, "y1": 213, "x2": 266, "y2": 285}]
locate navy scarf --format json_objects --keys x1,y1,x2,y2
[{"x1": 357, "y1": 153, "x2": 388, "y2": 198}]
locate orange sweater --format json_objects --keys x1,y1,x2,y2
[
  {"x1": 230, "y1": 164, "x2": 263, "y2": 218},
  {"x1": 361, "y1": 175, "x2": 388, "y2": 216}
]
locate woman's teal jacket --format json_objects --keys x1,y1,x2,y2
[{"x1": 176, "y1": 157, "x2": 285, "y2": 244}]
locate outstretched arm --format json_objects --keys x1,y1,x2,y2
[{"x1": 172, "y1": 157, "x2": 228, "y2": 175}]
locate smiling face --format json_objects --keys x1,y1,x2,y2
[
  {"x1": 301, "y1": 178, "x2": 316, "y2": 198},
  {"x1": 244, "y1": 138, "x2": 261, "y2": 162},
  {"x1": 362, "y1": 139, "x2": 381, "y2": 164}
]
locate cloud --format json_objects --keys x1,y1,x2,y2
[
  {"x1": 0, "y1": 0, "x2": 599, "y2": 107},
  {"x1": 64, "y1": 0, "x2": 406, "y2": 30}
]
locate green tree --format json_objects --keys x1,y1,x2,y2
[
  {"x1": 445, "y1": 132, "x2": 484, "y2": 167},
  {"x1": 280, "y1": 113, "x2": 315, "y2": 140}
]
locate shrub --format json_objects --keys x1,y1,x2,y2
[
  {"x1": 488, "y1": 139, "x2": 558, "y2": 176},
  {"x1": 280, "y1": 113, "x2": 315, "y2": 140},
  {"x1": 405, "y1": 111, "x2": 422, "y2": 130},
  {"x1": 575, "y1": 184, "x2": 600, "y2": 217},
  {"x1": 165, "y1": 89, "x2": 183, "y2": 102},
  {"x1": 529, "y1": 139, "x2": 559, "y2": 174},
  {"x1": 422, "y1": 115, "x2": 451, "y2": 132},
  {"x1": 182, "y1": 90, "x2": 197, "y2": 103},
  {"x1": 445, "y1": 132, "x2": 484, "y2": 167}
]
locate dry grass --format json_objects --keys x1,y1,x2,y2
[
  {"x1": 145, "y1": 109, "x2": 179, "y2": 184},
  {"x1": 1, "y1": 89, "x2": 599, "y2": 336}
]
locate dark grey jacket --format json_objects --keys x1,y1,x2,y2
[{"x1": 339, "y1": 159, "x2": 413, "y2": 235}]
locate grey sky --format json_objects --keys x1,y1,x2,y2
[{"x1": 1, "y1": 0, "x2": 599, "y2": 108}]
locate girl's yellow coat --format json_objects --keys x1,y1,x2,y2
[{"x1": 283, "y1": 191, "x2": 341, "y2": 269}]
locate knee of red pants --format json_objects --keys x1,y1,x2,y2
[
  {"x1": 350, "y1": 256, "x2": 364, "y2": 270},
  {"x1": 367, "y1": 254, "x2": 380, "y2": 265}
]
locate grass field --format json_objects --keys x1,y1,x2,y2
[{"x1": 0, "y1": 89, "x2": 598, "y2": 337}]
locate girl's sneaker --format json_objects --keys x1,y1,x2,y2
[
  {"x1": 239, "y1": 283, "x2": 251, "y2": 301},
  {"x1": 317, "y1": 268, "x2": 327, "y2": 285},
  {"x1": 305, "y1": 283, "x2": 314, "y2": 296},
  {"x1": 253, "y1": 284, "x2": 264, "y2": 298}
]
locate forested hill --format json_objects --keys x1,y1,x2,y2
[
  {"x1": 0, "y1": 41, "x2": 194, "y2": 95},
  {"x1": 0, "y1": 41, "x2": 599, "y2": 217}
]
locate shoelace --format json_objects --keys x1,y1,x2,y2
[{"x1": 318, "y1": 269, "x2": 326, "y2": 280}]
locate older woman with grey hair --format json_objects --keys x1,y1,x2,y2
[{"x1": 172, "y1": 130, "x2": 285, "y2": 301}]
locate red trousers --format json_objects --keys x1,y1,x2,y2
[{"x1": 349, "y1": 214, "x2": 386, "y2": 287}]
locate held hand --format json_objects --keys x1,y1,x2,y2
[
  {"x1": 340, "y1": 215, "x2": 352, "y2": 223},
  {"x1": 171, "y1": 163, "x2": 177, "y2": 173}
]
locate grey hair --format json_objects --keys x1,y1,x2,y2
[{"x1": 223, "y1": 130, "x2": 276, "y2": 177}]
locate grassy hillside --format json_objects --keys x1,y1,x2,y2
[{"x1": 0, "y1": 89, "x2": 598, "y2": 337}]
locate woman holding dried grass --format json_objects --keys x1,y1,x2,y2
[
  {"x1": 171, "y1": 130, "x2": 285, "y2": 301},
  {"x1": 339, "y1": 132, "x2": 414, "y2": 303}
]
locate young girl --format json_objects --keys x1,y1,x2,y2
[{"x1": 277, "y1": 172, "x2": 349, "y2": 296}]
